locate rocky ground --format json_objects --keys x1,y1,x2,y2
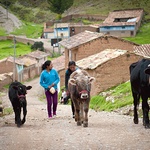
[{"x1": 0, "y1": 77, "x2": 150, "y2": 150}]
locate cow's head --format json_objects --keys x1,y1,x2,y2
[
  {"x1": 13, "y1": 84, "x2": 32, "y2": 104},
  {"x1": 69, "y1": 74, "x2": 95, "y2": 99}
]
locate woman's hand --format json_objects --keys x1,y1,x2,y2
[{"x1": 48, "y1": 83, "x2": 54, "y2": 89}]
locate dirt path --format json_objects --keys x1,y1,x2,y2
[{"x1": 0, "y1": 77, "x2": 150, "y2": 150}]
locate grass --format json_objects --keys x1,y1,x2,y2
[
  {"x1": 3, "y1": 107, "x2": 13, "y2": 116},
  {"x1": 90, "y1": 81, "x2": 133, "y2": 112},
  {"x1": 0, "y1": 27, "x2": 7, "y2": 36},
  {"x1": 11, "y1": 21, "x2": 43, "y2": 39},
  {"x1": 0, "y1": 40, "x2": 32, "y2": 60},
  {"x1": 124, "y1": 22, "x2": 150, "y2": 44}
]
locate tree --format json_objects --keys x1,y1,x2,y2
[{"x1": 47, "y1": 0, "x2": 74, "y2": 19}]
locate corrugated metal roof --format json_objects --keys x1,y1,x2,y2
[
  {"x1": 76, "y1": 49, "x2": 127, "y2": 70},
  {"x1": 134, "y1": 44, "x2": 150, "y2": 58},
  {"x1": 59, "y1": 30, "x2": 104, "y2": 49}
]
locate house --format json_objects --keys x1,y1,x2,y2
[
  {"x1": 43, "y1": 27, "x2": 54, "y2": 39},
  {"x1": 99, "y1": 9, "x2": 144, "y2": 37},
  {"x1": 54, "y1": 23, "x2": 70, "y2": 39},
  {"x1": 59, "y1": 30, "x2": 139, "y2": 69},
  {"x1": 76, "y1": 49, "x2": 142, "y2": 95}
]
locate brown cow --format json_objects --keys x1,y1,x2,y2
[{"x1": 68, "y1": 69, "x2": 95, "y2": 127}]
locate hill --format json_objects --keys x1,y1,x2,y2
[{"x1": 1, "y1": 0, "x2": 150, "y2": 23}]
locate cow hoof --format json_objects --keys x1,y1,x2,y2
[
  {"x1": 83, "y1": 123, "x2": 88, "y2": 127},
  {"x1": 133, "y1": 118, "x2": 138, "y2": 124},
  {"x1": 144, "y1": 124, "x2": 150, "y2": 129},
  {"x1": 17, "y1": 124, "x2": 21, "y2": 127},
  {"x1": 77, "y1": 122, "x2": 82, "y2": 126},
  {"x1": 22, "y1": 120, "x2": 25, "y2": 124}
]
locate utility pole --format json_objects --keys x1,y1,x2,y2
[{"x1": 13, "y1": 36, "x2": 16, "y2": 82}]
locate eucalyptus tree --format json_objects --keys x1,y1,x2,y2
[{"x1": 47, "y1": 0, "x2": 74, "y2": 19}]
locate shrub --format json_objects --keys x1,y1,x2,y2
[{"x1": 31, "y1": 41, "x2": 44, "y2": 51}]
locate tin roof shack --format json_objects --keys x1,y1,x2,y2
[
  {"x1": 76, "y1": 49, "x2": 141, "y2": 96},
  {"x1": 26, "y1": 50, "x2": 49, "y2": 74},
  {"x1": 99, "y1": 9, "x2": 143, "y2": 37},
  {"x1": 59, "y1": 31, "x2": 139, "y2": 69}
]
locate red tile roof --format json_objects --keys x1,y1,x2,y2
[{"x1": 134, "y1": 44, "x2": 150, "y2": 58}]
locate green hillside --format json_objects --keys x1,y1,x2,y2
[{"x1": 1, "y1": 0, "x2": 150, "y2": 23}]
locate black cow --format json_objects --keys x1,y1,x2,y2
[
  {"x1": 8, "y1": 81, "x2": 32, "y2": 127},
  {"x1": 130, "y1": 59, "x2": 150, "y2": 128}
]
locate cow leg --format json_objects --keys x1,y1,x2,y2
[
  {"x1": 74, "y1": 101, "x2": 81, "y2": 126},
  {"x1": 80, "y1": 103, "x2": 84, "y2": 124},
  {"x1": 83, "y1": 102, "x2": 89, "y2": 127},
  {"x1": 22, "y1": 103, "x2": 27, "y2": 125},
  {"x1": 15, "y1": 107, "x2": 22, "y2": 127},
  {"x1": 141, "y1": 96, "x2": 150, "y2": 128},
  {"x1": 132, "y1": 92, "x2": 140, "y2": 124},
  {"x1": 11, "y1": 103, "x2": 22, "y2": 127}
]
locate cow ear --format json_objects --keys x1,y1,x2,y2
[
  {"x1": 69, "y1": 79, "x2": 76, "y2": 85},
  {"x1": 26, "y1": 86, "x2": 32, "y2": 90},
  {"x1": 89, "y1": 77, "x2": 95, "y2": 83}
]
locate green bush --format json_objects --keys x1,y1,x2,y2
[{"x1": 31, "y1": 41, "x2": 44, "y2": 51}]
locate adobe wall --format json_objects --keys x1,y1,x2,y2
[
  {"x1": 0, "y1": 36, "x2": 35, "y2": 45},
  {"x1": 0, "y1": 61, "x2": 13, "y2": 74},
  {"x1": 70, "y1": 36, "x2": 138, "y2": 67},
  {"x1": 100, "y1": 30, "x2": 136, "y2": 37},
  {"x1": 86, "y1": 52, "x2": 142, "y2": 96}
]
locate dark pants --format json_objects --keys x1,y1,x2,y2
[
  {"x1": 45, "y1": 90, "x2": 58, "y2": 117},
  {"x1": 64, "y1": 95, "x2": 75, "y2": 116}
]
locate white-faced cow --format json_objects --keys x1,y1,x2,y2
[
  {"x1": 130, "y1": 59, "x2": 150, "y2": 128},
  {"x1": 68, "y1": 69, "x2": 95, "y2": 127},
  {"x1": 8, "y1": 81, "x2": 32, "y2": 127}
]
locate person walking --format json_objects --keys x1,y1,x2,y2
[
  {"x1": 40, "y1": 60, "x2": 60, "y2": 119},
  {"x1": 65, "y1": 61, "x2": 78, "y2": 118}
]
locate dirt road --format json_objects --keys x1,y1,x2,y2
[{"x1": 0, "y1": 77, "x2": 150, "y2": 150}]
